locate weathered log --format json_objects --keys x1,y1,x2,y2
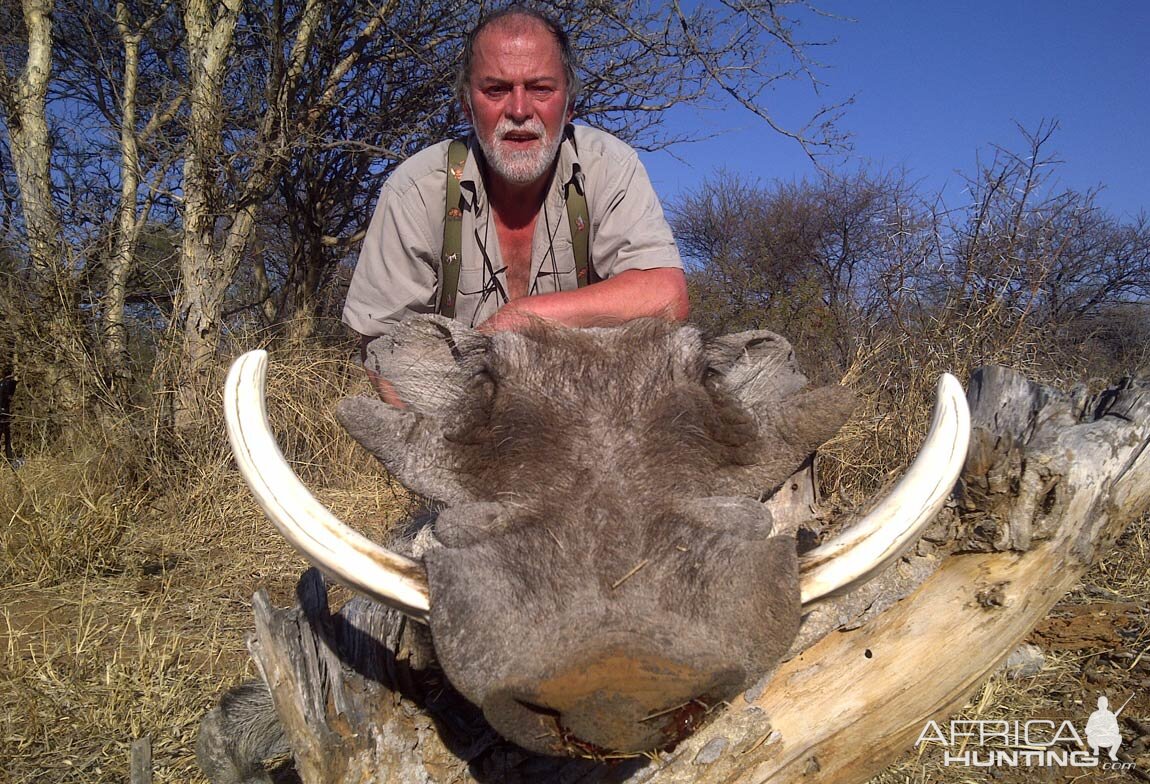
[{"x1": 246, "y1": 367, "x2": 1150, "y2": 783}]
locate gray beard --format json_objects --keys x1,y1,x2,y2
[{"x1": 478, "y1": 121, "x2": 564, "y2": 186}]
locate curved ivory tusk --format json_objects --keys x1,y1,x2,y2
[
  {"x1": 224, "y1": 350, "x2": 430, "y2": 621},
  {"x1": 799, "y1": 373, "x2": 971, "y2": 606}
]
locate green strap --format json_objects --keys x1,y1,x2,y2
[
  {"x1": 439, "y1": 139, "x2": 593, "y2": 319},
  {"x1": 438, "y1": 139, "x2": 468, "y2": 318},
  {"x1": 566, "y1": 177, "x2": 595, "y2": 286}
]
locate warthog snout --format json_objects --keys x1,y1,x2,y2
[
  {"x1": 423, "y1": 504, "x2": 801, "y2": 754},
  {"x1": 489, "y1": 647, "x2": 741, "y2": 754}
]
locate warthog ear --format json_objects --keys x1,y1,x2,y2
[
  {"x1": 703, "y1": 329, "x2": 809, "y2": 402},
  {"x1": 337, "y1": 316, "x2": 489, "y2": 506},
  {"x1": 703, "y1": 330, "x2": 857, "y2": 497},
  {"x1": 362, "y1": 315, "x2": 488, "y2": 417}
]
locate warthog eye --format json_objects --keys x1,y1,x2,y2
[
  {"x1": 442, "y1": 365, "x2": 496, "y2": 444},
  {"x1": 433, "y1": 502, "x2": 509, "y2": 547}
]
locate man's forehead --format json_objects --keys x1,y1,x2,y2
[
  {"x1": 475, "y1": 13, "x2": 553, "y2": 41},
  {"x1": 473, "y1": 15, "x2": 562, "y2": 64}
]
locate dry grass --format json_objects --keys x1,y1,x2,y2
[
  {"x1": 0, "y1": 426, "x2": 160, "y2": 585},
  {"x1": 0, "y1": 318, "x2": 1147, "y2": 783},
  {"x1": 818, "y1": 298, "x2": 1093, "y2": 506},
  {"x1": 0, "y1": 341, "x2": 413, "y2": 783}
]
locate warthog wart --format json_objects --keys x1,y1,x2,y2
[{"x1": 200, "y1": 315, "x2": 968, "y2": 780}]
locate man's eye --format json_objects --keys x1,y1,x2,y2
[
  {"x1": 531, "y1": 86, "x2": 555, "y2": 97},
  {"x1": 484, "y1": 86, "x2": 509, "y2": 98}
]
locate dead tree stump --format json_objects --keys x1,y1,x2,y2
[{"x1": 247, "y1": 367, "x2": 1150, "y2": 783}]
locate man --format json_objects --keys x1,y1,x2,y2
[{"x1": 342, "y1": 6, "x2": 688, "y2": 363}]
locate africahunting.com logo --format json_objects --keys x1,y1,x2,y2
[{"x1": 915, "y1": 693, "x2": 1138, "y2": 771}]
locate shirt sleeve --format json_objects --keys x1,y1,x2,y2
[
  {"x1": 342, "y1": 179, "x2": 439, "y2": 337},
  {"x1": 588, "y1": 150, "x2": 683, "y2": 279}
]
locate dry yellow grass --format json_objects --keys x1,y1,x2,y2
[{"x1": 0, "y1": 342, "x2": 413, "y2": 783}]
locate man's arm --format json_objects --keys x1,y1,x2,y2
[
  {"x1": 358, "y1": 267, "x2": 685, "y2": 402},
  {"x1": 489, "y1": 127, "x2": 688, "y2": 334},
  {"x1": 478, "y1": 267, "x2": 688, "y2": 332}
]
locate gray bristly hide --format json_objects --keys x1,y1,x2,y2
[
  {"x1": 336, "y1": 315, "x2": 856, "y2": 756},
  {"x1": 196, "y1": 680, "x2": 290, "y2": 784}
]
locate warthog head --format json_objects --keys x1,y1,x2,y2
[{"x1": 225, "y1": 315, "x2": 969, "y2": 755}]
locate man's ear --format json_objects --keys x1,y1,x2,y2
[{"x1": 461, "y1": 94, "x2": 473, "y2": 124}]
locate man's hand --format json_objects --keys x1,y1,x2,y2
[{"x1": 478, "y1": 267, "x2": 689, "y2": 333}]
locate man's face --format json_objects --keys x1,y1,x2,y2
[{"x1": 464, "y1": 19, "x2": 573, "y2": 188}]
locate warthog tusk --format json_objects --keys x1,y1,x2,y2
[
  {"x1": 224, "y1": 350, "x2": 430, "y2": 621},
  {"x1": 799, "y1": 374, "x2": 970, "y2": 606}
]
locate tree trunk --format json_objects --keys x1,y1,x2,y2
[
  {"x1": 100, "y1": 0, "x2": 174, "y2": 394},
  {"x1": 169, "y1": 0, "x2": 242, "y2": 432},
  {"x1": 1, "y1": 0, "x2": 85, "y2": 419},
  {"x1": 4, "y1": 0, "x2": 58, "y2": 275},
  {"x1": 170, "y1": 0, "x2": 328, "y2": 432},
  {"x1": 239, "y1": 366, "x2": 1150, "y2": 783},
  {"x1": 280, "y1": 236, "x2": 327, "y2": 348}
]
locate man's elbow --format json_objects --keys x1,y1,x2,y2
[{"x1": 653, "y1": 267, "x2": 690, "y2": 322}]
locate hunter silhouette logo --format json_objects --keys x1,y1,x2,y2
[{"x1": 1086, "y1": 694, "x2": 1131, "y2": 761}]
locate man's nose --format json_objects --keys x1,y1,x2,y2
[{"x1": 505, "y1": 86, "x2": 531, "y2": 122}]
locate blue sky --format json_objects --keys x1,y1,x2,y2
[{"x1": 640, "y1": 2, "x2": 1149, "y2": 221}]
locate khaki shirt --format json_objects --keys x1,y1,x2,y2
[{"x1": 343, "y1": 124, "x2": 683, "y2": 333}]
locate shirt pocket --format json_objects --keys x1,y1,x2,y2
[{"x1": 534, "y1": 234, "x2": 579, "y2": 294}]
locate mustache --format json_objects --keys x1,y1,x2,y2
[{"x1": 495, "y1": 118, "x2": 547, "y2": 140}]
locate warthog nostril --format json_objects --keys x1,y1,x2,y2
[
  {"x1": 515, "y1": 698, "x2": 560, "y2": 720},
  {"x1": 512, "y1": 698, "x2": 563, "y2": 741},
  {"x1": 511, "y1": 699, "x2": 621, "y2": 758},
  {"x1": 482, "y1": 648, "x2": 743, "y2": 755},
  {"x1": 502, "y1": 688, "x2": 724, "y2": 756}
]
